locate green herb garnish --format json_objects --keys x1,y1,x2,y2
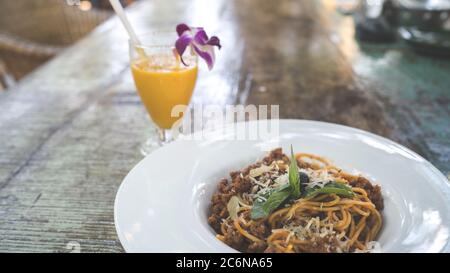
[
  {"x1": 251, "y1": 146, "x2": 300, "y2": 219},
  {"x1": 250, "y1": 184, "x2": 290, "y2": 219},
  {"x1": 289, "y1": 145, "x2": 300, "y2": 198},
  {"x1": 250, "y1": 195, "x2": 267, "y2": 219},
  {"x1": 250, "y1": 146, "x2": 356, "y2": 219},
  {"x1": 304, "y1": 182, "x2": 355, "y2": 198},
  {"x1": 262, "y1": 184, "x2": 291, "y2": 213}
]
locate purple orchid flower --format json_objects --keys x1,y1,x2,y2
[{"x1": 175, "y1": 23, "x2": 222, "y2": 70}]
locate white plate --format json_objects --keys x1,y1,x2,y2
[{"x1": 114, "y1": 119, "x2": 450, "y2": 253}]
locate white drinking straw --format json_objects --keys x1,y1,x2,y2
[{"x1": 108, "y1": 0, "x2": 141, "y2": 45}]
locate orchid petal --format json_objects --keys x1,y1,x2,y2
[
  {"x1": 193, "y1": 29, "x2": 209, "y2": 45},
  {"x1": 175, "y1": 33, "x2": 193, "y2": 66},
  {"x1": 191, "y1": 27, "x2": 204, "y2": 33},
  {"x1": 206, "y1": 36, "x2": 221, "y2": 49},
  {"x1": 192, "y1": 44, "x2": 215, "y2": 70},
  {"x1": 176, "y1": 23, "x2": 191, "y2": 36},
  {"x1": 174, "y1": 23, "x2": 221, "y2": 70}
]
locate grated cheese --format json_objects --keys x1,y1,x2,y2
[
  {"x1": 274, "y1": 173, "x2": 289, "y2": 186},
  {"x1": 249, "y1": 176, "x2": 270, "y2": 189},
  {"x1": 283, "y1": 217, "x2": 337, "y2": 241},
  {"x1": 249, "y1": 164, "x2": 272, "y2": 178},
  {"x1": 301, "y1": 168, "x2": 336, "y2": 189}
]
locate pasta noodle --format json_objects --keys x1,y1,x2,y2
[{"x1": 208, "y1": 148, "x2": 383, "y2": 253}]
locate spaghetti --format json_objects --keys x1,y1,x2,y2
[{"x1": 208, "y1": 148, "x2": 383, "y2": 253}]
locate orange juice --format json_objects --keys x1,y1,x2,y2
[{"x1": 131, "y1": 57, "x2": 198, "y2": 129}]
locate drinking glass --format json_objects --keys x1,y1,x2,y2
[{"x1": 129, "y1": 32, "x2": 198, "y2": 155}]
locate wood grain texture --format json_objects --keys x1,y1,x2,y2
[{"x1": 0, "y1": 0, "x2": 449, "y2": 252}]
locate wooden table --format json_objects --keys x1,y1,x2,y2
[{"x1": 0, "y1": 0, "x2": 449, "y2": 253}]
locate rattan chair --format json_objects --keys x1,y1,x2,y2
[{"x1": 0, "y1": 0, "x2": 112, "y2": 85}]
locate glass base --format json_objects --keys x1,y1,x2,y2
[{"x1": 140, "y1": 128, "x2": 175, "y2": 156}]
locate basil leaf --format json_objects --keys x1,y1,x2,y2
[
  {"x1": 289, "y1": 145, "x2": 300, "y2": 198},
  {"x1": 250, "y1": 145, "x2": 303, "y2": 219},
  {"x1": 250, "y1": 190, "x2": 272, "y2": 219},
  {"x1": 250, "y1": 198, "x2": 267, "y2": 219},
  {"x1": 251, "y1": 184, "x2": 290, "y2": 219},
  {"x1": 304, "y1": 182, "x2": 355, "y2": 198},
  {"x1": 262, "y1": 185, "x2": 292, "y2": 215}
]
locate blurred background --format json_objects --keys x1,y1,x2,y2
[
  {"x1": 0, "y1": 0, "x2": 139, "y2": 90},
  {"x1": 1, "y1": 0, "x2": 449, "y2": 91}
]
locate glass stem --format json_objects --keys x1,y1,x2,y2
[{"x1": 158, "y1": 128, "x2": 172, "y2": 144}]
